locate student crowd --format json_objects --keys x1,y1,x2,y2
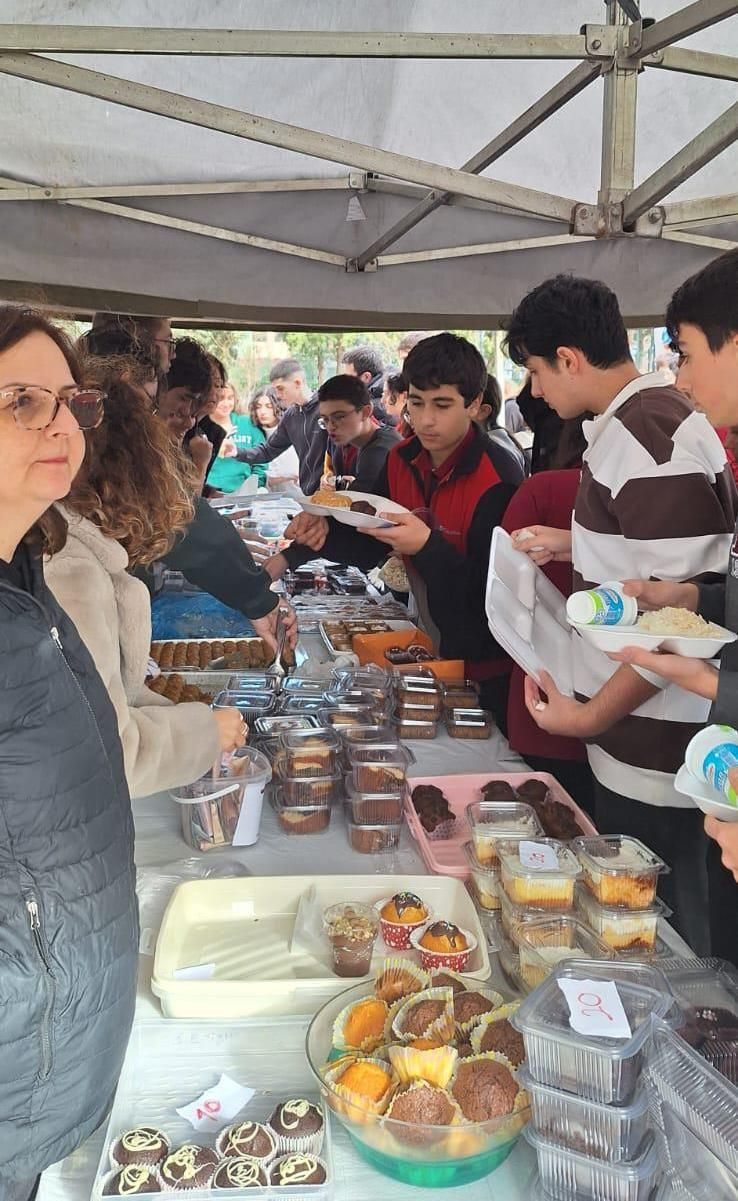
[{"x1": 3, "y1": 248, "x2": 738, "y2": 1198}]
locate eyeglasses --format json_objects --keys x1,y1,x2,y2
[
  {"x1": 318, "y1": 411, "x2": 356, "y2": 430},
  {"x1": 154, "y1": 337, "x2": 176, "y2": 351},
  {"x1": 0, "y1": 386, "x2": 105, "y2": 431}
]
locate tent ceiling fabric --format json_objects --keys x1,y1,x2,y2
[{"x1": 0, "y1": 0, "x2": 735, "y2": 326}]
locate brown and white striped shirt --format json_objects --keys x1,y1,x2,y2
[{"x1": 572, "y1": 373, "x2": 737, "y2": 807}]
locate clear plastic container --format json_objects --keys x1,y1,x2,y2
[
  {"x1": 213, "y1": 688, "x2": 276, "y2": 723},
  {"x1": 225, "y1": 670, "x2": 282, "y2": 692},
  {"x1": 499, "y1": 886, "x2": 572, "y2": 940},
  {"x1": 348, "y1": 746, "x2": 412, "y2": 794},
  {"x1": 394, "y1": 696, "x2": 444, "y2": 720},
  {"x1": 271, "y1": 786, "x2": 332, "y2": 835},
  {"x1": 344, "y1": 809, "x2": 403, "y2": 854},
  {"x1": 395, "y1": 716, "x2": 438, "y2": 740},
  {"x1": 280, "y1": 695, "x2": 327, "y2": 715},
  {"x1": 323, "y1": 902, "x2": 379, "y2": 977},
  {"x1": 526, "y1": 1126, "x2": 660, "y2": 1201},
  {"x1": 394, "y1": 676, "x2": 442, "y2": 700},
  {"x1": 466, "y1": 800, "x2": 543, "y2": 866},
  {"x1": 273, "y1": 759, "x2": 343, "y2": 806},
  {"x1": 514, "y1": 916, "x2": 613, "y2": 991},
  {"x1": 323, "y1": 688, "x2": 392, "y2": 723},
  {"x1": 446, "y1": 708, "x2": 493, "y2": 739},
  {"x1": 252, "y1": 714, "x2": 319, "y2": 737},
  {"x1": 498, "y1": 839, "x2": 581, "y2": 908},
  {"x1": 339, "y1": 723, "x2": 396, "y2": 750},
  {"x1": 653, "y1": 1096, "x2": 738, "y2": 1201},
  {"x1": 572, "y1": 835, "x2": 668, "y2": 910},
  {"x1": 332, "y1": 665, "x2": 391, "y2": 694},
  {"x1": 462, "y1": 840, "x2": 501, "y2": 911},
  {"x1": 318, "y1": 705, "x2": 374, "y2": 730},
  {"x1": 278, "y1": 728, "x2": 341, "y2": 775},
  {"x1": 170, "y1": 747, "x2": 272, "y2": 851},
  {"x1": 343, "y1": 777, "x2": 404, "y2": 825},
  {"x1": 511, "y1": 960, "x2": 677, "y2": 1103},
  {"x1": 442, "y1": 680, "x2": 481, "y2": 709},
  {"x1": 281, "y1": 675, "x2": 331, "y2": 695},
  {"x1": 519, "y1": 1067, "x2": 650, "y2": 1163},
  {"x1": 576, "y1": 886, "x2": 668, "y2": 951}
]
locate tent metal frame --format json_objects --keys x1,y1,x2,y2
[{"x1": 0, "y1": 0, "x2": 735, "y2": 292}]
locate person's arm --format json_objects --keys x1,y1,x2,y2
[
  {"x1": 697, "y1": 577, "x2": 728, "y2": 626},
  {"x1": 524, "y1": 665, "x2": 659, "y2": 738},
  {"x1": 163, "y1": 497, "x2": 278, "y2": 619},
  {"x1": 45, "y1": 551, "x2": 221, "y2": 798},
  {"x1": 235, "y1": 417, "x2": 291, "y2": 464}
]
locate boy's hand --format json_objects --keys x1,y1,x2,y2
[
  {"x1": 523, "y1": 669, "x2": 592, "y2": 737},
  {"x1": 284, "y1": 512, "x2": 329, "y2": 551},
  {"x1": 364, "y1": 512, "x2": 432, "y2": 555},
  {"x1": 607, "y1": 646, "x2": 719, "y2": 700},
  {"x1": 705, "y1": 803, "x2": 738, "y2": 882},
  {"x1": 511, "y1": 525, "x2": 572, "y2": 566},
  {"x1": 621, "y1": 579, "x2": 699, "y2": 611}
]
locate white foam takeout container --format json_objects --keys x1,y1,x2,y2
[{"x1": 568, "y1": 615, "x2": 736, "y2": 660}]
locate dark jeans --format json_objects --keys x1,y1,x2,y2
[
  {"x1": 477, "y1": 674, "x2": 510, "y2": 740},
  {"x1": 593, "y1": 780, "x2": 711, "y2": 956},
  {"x1": 522, "y1": 754, "x2": 596, "y2": 821}
]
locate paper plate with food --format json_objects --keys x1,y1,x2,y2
[
  {"x1": 295, "y1": 488, "x2": 410, "y2": 529},
  {"x1": 568, "y1": 604, "x2": 737, "y2": 659}
]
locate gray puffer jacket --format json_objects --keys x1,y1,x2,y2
[{"x1": 0, "y1": 547, "x2": 138, "y2": 1182}]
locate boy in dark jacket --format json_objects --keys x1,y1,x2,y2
[
  {"x1": 319, "y1": 374, "x2": 401, "y2": 493},
  {"x1": 274, "y1": 333, "x2": 516, "y2": 730}
]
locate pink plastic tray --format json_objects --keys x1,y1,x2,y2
[{"x1": 404, "y1": 771, "x2": 597, "y2": 878}]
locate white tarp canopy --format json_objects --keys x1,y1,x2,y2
[{"x1": 0, "y1": 0, "x2": 736, "y2": 327}]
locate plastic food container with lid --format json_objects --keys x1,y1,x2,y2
[
  {"x1": 466, "y1": 800, "x2": 544, "y2": 866},
  {"x1": 279, "y1": 694, "x2": 327, "y2": 715},
  {"x1": 318, "y1": 705, "x2": 375, "y2": 730},
  {"x1": 462, "y1": 840, "x2": 501, "y2": 911},
  {"x1": 344, "y1": 808, "x2": 403, "y2": 855},
  {"x1": 273, "y1": 759, "x2": 343, "y2": 806},
  {"x1": 348, "y1": 746, "x2": 412, "y2": 794},
  {"x1": 499, "y1": 886, "x2": 573, "y2": 941},
  {"x1": 394, "y1": 693, "x2": 443, "y2": 719},
  {"x1": 394, "y1": 673, "x2": 442, "y2": 696},
  {"x1": 514, "y1": 915, "x2": 613, "y2": 991},
  {"x1": 226, "y1": 670, "x2": 282, "y2": 692},
  {"x1": 576, "y1": 886, "x2": 668, "y2": 951},
  {"x1": 519, "y1": 1068, "x2": 650, "y2": 1164},
  {"x1": 498, "y1": 838, "x2": 581, "y2": 908},
  {"x1": 323, "y1": 688, "x2": 392, "y2": 721},
  {"x1": 278, "y1": 727, "x2": 341, "y2": 775},
  {"x1": 395, "y1": 715, "x2": 438, "y2": 740},
  {"x1": 212, "y1": 688, "x2": 276, "y2": 723},
  {"x1": 339, "y1": 722, "x2": 396, "y2": 749},
  {"x1": 525, "y1": 1126, "x2": 661, "y2": 1201},
  {"x1": 511, "y1": 960, "x2": 677, "y2": 1103},
  {"x1": 170, "y1": 746, "x2": 272, "y2": 851},
  {"x1": 446, "y1": 708, "x2": 493, "y2": 739},
  {"x1": 344, "y1": 777, "x2": 404, "y2": 825},
  {"x1": 252, "y1": 713, "x2": 319, "y2": 737},
  {"x1": 271, "y1": 786, "x2": 332, "y2": 835},
  {"x1": 572, "y1": 835, "x2": 668, "y2": 910},
  {"x1": 281, "y1": 674, "x2": 330, "y2": 695},
  {"x1": 442, "y1": 679, "x2": 481, "y2": 709},
  {"x1": 331, "y1": 665, "x2": 391, "y2": 694}
]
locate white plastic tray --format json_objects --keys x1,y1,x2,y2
[
  {"x1": 92, "y1": 1017, "x2": 334, "y2": 1200},
  {"x1": 152, "y1": 874, "x2": 490, "y2": 1018},
  {"x1": 569, "y1": 618, "x2": 735, "y2": 660},
  {"x1": 485, "y1": 528, "x2": 574, "y2": 695},
  {"x1": 674, "y1": 764, "x2": 738, "y2": 821}
]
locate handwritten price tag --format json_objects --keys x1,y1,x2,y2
[
  {"x1": 519, "y1": 840, "x2": 559, "y2": 871},
  {"x1": 176, "y1": 1073, "x2": 256, "y2": 1132},
  {"x1": 557, "y1": 978, "x2": 633, "y2": 1040}
]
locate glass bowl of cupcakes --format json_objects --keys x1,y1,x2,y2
[{"x1": 305, "y1": 962, "x2": 530, "y2": 1188}]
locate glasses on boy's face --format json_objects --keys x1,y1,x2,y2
[
  {"x1": 0, "y1": 385, "x2": 106, "y2": 431},
  {"x1": 318, "y1": 411, "x2": 355, "y2": 430}
]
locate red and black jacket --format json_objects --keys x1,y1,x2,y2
[{"x1": 285, "y1": 425, "x2": 516, "y2": 676}]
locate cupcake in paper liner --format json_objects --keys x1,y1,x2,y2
[
  {"x1": 377, "y1": 892, "x2": 432, "y2": 950},
  {"x1": 429, "y1": 968, "x2": 470, "y2": 995},
  {"x1": 470, "y1": 1001, "x2": 526, "y2": 1066},
  {"x1": 449, "y1": 1051, "x2": 528, "y2": 1125},
  {"x1": 215, "y1": 1120, "x2": 277, "y2": 1164},
  {"x1": 384, "y1": 1080, "x2": 464, "y2": 1148},
  {"x1": 325, "y1": 1055, "x2": 397, "y2": 1124},
  {"x1": 109, "y1": 1127, "x2": 170, "y2": 1169},
  {"x1": 374, "y1": 958, "x2": 429, "y2": 1004},
  {"x1": 410, "y1": 921, "x2": 477, "y2": 973},
  {"x1": 388, "y1": 1038, "x2": 458, "y2": 1089},
  {"x1": 158, "y1": 1143, "x2": 219, "y2": 1190},
  {"x1": 333, "y1": 994, "x2": 389, "y2": 1053},
  {"x1": 211, "y1": 1157, "x2": 270, "y2": 1190},
  {"x1": 453, "y1": 986, "x2": 505, "y2": 1037},
  {"x1": 266, "y1": 1098, "x2": 325, "y2": 1156},
  {"x1": 100, "y1": 1164, "x2": 165, "y2": 1195},
  {"x1": 392, "y1": 986, "x2": 455, "y2": 1044},
  {"x1": 270, "y1": 1153, "x2": 328, "y2": 1188}
]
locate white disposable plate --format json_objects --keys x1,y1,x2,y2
[
  {"x1": 295, "y1": 489, "x2": 409, "y2": 529},
  {"x1": 568, "y1": 618, "x2": 736, "y2": 660},
  {"x1": 674, "y1": 764, "x2": 738, "y2": 822}
]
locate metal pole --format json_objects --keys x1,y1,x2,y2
[
  {"x1": 600, "y1": 2, "x2": 638, "y2": 204},
  {"x1": 644, "y1": 46, "x2": 738, "y2": 82},
  {"x1": 664, "y1": 192, "x2": 738, "y2": 227},
  {"x1": 0, "y1": 176, "x2": 363, "y2": 202},
  {"x1": 629, "y1": 0, "x2": 738, "y2": 57}
]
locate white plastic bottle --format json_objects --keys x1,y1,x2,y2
[
  {"x1": 566, "y1": 582, "x2": 638, "y2": 627},
  {"x1": 684, "y1": 725, "x2": 738, "y2": 806}
]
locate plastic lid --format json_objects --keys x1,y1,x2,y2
[
  {"x1": 517, "y1": 1065, "x2": 651, "y2": 1119},
  {"x1": 573, "y1": 834, "x2": 668, "y2": 877},
  {"x1": 466, "y1": 799, "x2": 543, "y2": 834},
  {"x1": 279, "y1": 728, "x2": 341, "y2": 751},
  {"x1": 497, "y1": 837, "x2": 581, "y2": 880},
  {"x1": 169, "y1": 746, "x2": 272, "y2": 802},
  {"x1": 347, "y1": 743, "x2": 413, "y2": 766},
  {"x1": 525, "y1": 1125, "x2": 660, "y2": 1179}
]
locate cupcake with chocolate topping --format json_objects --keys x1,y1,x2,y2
[
  {"x1": 216, "y1": 1121, "x2": 276, "y2": 1163},
  {"x1": 267, "y1": 1098, "x2": 325, "y2": 1154},
  {"x1": 270, "y1": 1154, "x2": 327, "y2": 1186},
  {"x1": 211, "y1": 1158, "x2": 269, "y2": 1189},
  {"x1": 110, "y1": 1127, "x2": 169, "y2": 1168},
  {"x1": 378, "y1": 892, "x2": 430, "y2": 950},
  {"x1": 103, "y1": 1166, "x2": 162, "y2": 1195},
  {"x1": 159, "y1": 1144, "x2": 218, "y2": 1190}
]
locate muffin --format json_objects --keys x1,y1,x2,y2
[
  {"x1": 420, "y1": 922, "x2": 468, "y2": 954},
  {"x1": 267, "y1": 1099, "x2": 324, "y2": 1151},
  {"x1": 336, "y1": 1059, "x2": 394, "y2": 1103},
  {"x1": 379, "y1": 891, "x2": 430, "y2": 950},
  {"x1": 454, "y1": 990, "x2": 498, "y2": 1027},
  {"x1": 217, "y1": 1121, "x2": 276, "y2": 1162},
  {"x1": 386, "y1": 1082, "x2": 458, "y2": 1146},
  {"x1": 159, "y1": 1144, "x2": 218, "y2": 1189},
  {"x1": 451, "y1": 1057, "x2": 520, "y2": 1122},
  {"x1": 479, "y1": 1018, "x2": 525, "y2": 1065},
  {"x1": 336, "y1": 996, "x2": 388, "y2": 1051},
  {"x1": 270, "y1": 1154, "x2": 327, "y2": 1186},
  {"x1": 375, "y1": 961, "x2": 427, "y2": 1003},
  {"x1": 481, "y1": 780, "x2": 518, "y2": 802},
  {"x1": 103, "y1": 1167, "x2": 162, "y2": 1195},
  {"x1": 400, "y1": 998, "x2": 447, "y2": 1039},
  {"x1": 111, "y1": 1128, "x2": 169, "y2": 1167},
  {"x1": 211, "y1": 1158, "x2": 269, "y2": 1189},
  {"x1": 431, "y1": 970, "x2": 467, "y2": 995},
  {"x1": 411, "y1": 922, "x2": 476, "y2": 972}
]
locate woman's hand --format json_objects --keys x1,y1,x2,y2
[
  {"x1": 607, "y1": 647, "x2": 719, "y2": 700},
  {"x1": 511, "y1": 525, "x2": 572, "y2": 566},
  {"x1": 364, "y1": 512, "x2": 432, "y2": 556},
  {"x1": 252, "y1": 603, "x2": 298, "y2": 651},
  {"x1": 705, "y1": 801, "x2": 738, "y2": 882},
  {"x1": 284, "y1": 512, "x2": 329, "y2": 551},
  {"x1": 213, "y1": 707, "x2": 247, "y2": 751},
  {"x1": 621, "y1": 579, "x2": 699, "y2": 612},
  {"x1": 220, "y1": 437, "x2": 237, "y2": 459}
]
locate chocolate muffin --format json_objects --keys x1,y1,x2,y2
[
  {"x1": 401, "y1": 998, "x2": 446, "y2": 1037},
  {"x1": 220, "y1": 1121, "x2": 276, "y2": 1161},
  {"x1": 456, "y1": 1040, "x2": 475, "y2": 1059},
  {"x1": 270, "y1": 1154, "x2": 327, "y2": 1186},
  {"x1": 376, "y1": 965, "x2": 424, "y2": 1004},
  {"x1": 534, "y1": 796, "x2": 583, "y2": 839},
  {"x1": 454, "y1": 991, "x2": 497, "y2": 1026},
  {"x1": 103, "y1": 1167, "x2": 162, "y2": 1195},
  {"x1": 211, "y1": 1158, "x2": 270, "y2": 1189},
  {"x1": 452, "y1": 1059, "x2": 519, "y2": 1122},
  {"x1": 515, "y1": 779, "x2": 549, "y2": 806},
  {"x1": 350, "y1": 500, "x2": 377, "y2": 516},
  {"x1": 479, "y1": 1018, "x2": 526, "y2": 1066},
  {"x1": 412, "y1": 784, "x2": 445, "y2": 806},
  {"x1": 111, "y1": 1128, "x2": 169, "y2": 1167},
  {"x1": 268, "y1": 1099, "x2": 324, "y2": 1143},
  {"x1": 432, "y1": 971, "x2": 466, "y2": 995},
  {"x1": 389, "y1": 1084, "x2": 456, "y2": 1145},
  {"x1": 160, "y1": 1144, "x2": 218, "y2": 1189},
  {"x1": 481, "y1": 781, "x2": 518, "y2": 802}
]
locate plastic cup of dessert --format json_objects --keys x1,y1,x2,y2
[{"x1": 323, "y1": 903, "x2": 379, "y2": 977}]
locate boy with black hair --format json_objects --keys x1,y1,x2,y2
[
  {"x1": 506, "y1": 273, "x2": 736, "y2": 951},
  {"x1": 271, "y1": 333, "x2": 516, "y2": 730},
  {"x1": 318, "y1": 374, "x2": 400, "y2": 494}
]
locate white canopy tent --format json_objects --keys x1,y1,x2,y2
[{"x1": 0, "y1": 0, "x2": 735, "y2": 328}]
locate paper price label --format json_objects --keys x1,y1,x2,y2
[
  {"x1": 519, "y1": 840, "x2": 559, "y2": 871},
  {"x1": 557, "y1": 978, "x2": 633, "y2": 1040},
  {"x1": 176, "y1": 1073, "x2": 256, "y2": 1132}
]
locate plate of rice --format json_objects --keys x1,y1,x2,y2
[{"x1": 569, "y1": 605, "x2": 737, "y2": 658}]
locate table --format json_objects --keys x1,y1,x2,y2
[{"x1": 38, "y1": 633, "x2": 689, "y2": 1201}]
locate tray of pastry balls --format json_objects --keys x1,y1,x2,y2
[
  {"x1": 150, "y1": 638, "x2": 287, "y2": 673},
  {"x1": 146, "y1": 671, "x2": 237, "y2": 705},
  {"x1": 93, "y1": 1017, "x2": 335, "y2": 1198}
]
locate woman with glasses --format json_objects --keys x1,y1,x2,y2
[
  {"x1": 45, "y1": 365, "x2": 246, "y2": 799},
  {"x1": 0, "y1": 308, "x2": 138, "y2": 1201}
]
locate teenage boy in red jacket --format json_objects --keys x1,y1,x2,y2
[{"x1": 270, "y1": 333, "x2": 517, "y2": 730}]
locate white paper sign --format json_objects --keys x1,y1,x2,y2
[
  {"x1": 558, "y1": 978, "x2": 633, "y2": 1040},
  {"x1": 519, "y1": 840, "x2": 559, "y2": 871},
  {"x1": 173, "y1": 962, "x2": 216, "y2": 981},
  {"x1": 176, "y1": 1073, "x2": 256, "y2": 1132}
]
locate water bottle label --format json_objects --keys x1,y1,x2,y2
[
  {"x1": 703, "y1": 743, "x2": 738, "y2": 805},
  {"x1": 590, "y1": 587, "x2": 625, "y2": 626}
]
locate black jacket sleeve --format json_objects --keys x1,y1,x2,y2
[
  {"x1": 161, "y1": 498, "x2": 278, "y2": 619},
  {"x1": 411, "y1": 481, "x2": 516, "y2": 660},
  {"x1": 236, "y1": 418, "x2": 291, "y2": 464},
  {"x1": 352, "y1": 430, "x2": 402, "y2": 494},
  {"x1": 698, "y1": 577, "x2": 727, "y2": 626}
]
